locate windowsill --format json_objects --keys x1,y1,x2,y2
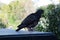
[
  {"x1": 0, "y1": 28, "x2": 53, "y2": 35},
  {"x1": 0, "y1": 29, "x2": 57, "y2": 40}
]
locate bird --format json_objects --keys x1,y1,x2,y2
[{"x1": 16, "y1": 9, "x2": 44, "y2": 31}]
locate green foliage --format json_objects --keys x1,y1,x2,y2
[
  {"x1": 0, "y1": 23, "x2": 6, "y2": 28},
  {"x1": 35, "y1": 4, "x2": 60, "y2": 39},
  {"x1": 0, "y1": 19, "x2": 6, "y2": 28},
  {"x1": 48, "y1": 4, "x2": 60, "y2": 39}
]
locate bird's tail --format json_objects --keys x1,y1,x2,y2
[
  {"x1": 16, "y1": 28, "x2": 20, "y2": 32},
  {"x1": 16, "y1": 25, "x2": 24, "y2": 32}
]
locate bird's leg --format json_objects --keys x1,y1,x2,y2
[
  {"x1": 27, "y1": 28, "x2": 34, "y2": 31},
  {"x1": 24, "y1": 27, "x2": 28, "y2": 31}
]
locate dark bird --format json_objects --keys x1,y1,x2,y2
[{"x1": 16, "y1": 9, "x2": 44, "y2": 31}]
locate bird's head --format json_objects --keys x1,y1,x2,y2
[{"x1": 35, "y1": 9, "x2": 44, "y2": 15}]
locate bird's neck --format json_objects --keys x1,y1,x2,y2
[{"x1": 35, "y1": 13, "x2": 41, "y2": 19}]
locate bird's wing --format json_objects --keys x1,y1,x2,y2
[{"x1": 21, "y1": 14, "x2": 37, "y2": 25}]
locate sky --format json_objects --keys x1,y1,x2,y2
[
  {"x1": 0, "y1": 0, "x2": 59, "y2": 8},
  {"x1": 32, "y1": 0, "x2": 60, "y2": 8},
  {"x1": 0, "y1": 0, "x2": 14, "y2": 5},
  {"x1": 0, "y1": 0, "x2": 59, "y2": 5}
]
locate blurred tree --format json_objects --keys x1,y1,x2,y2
[{"x1": 0, "y1": 0, "x2": 35, "y2": 29}]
